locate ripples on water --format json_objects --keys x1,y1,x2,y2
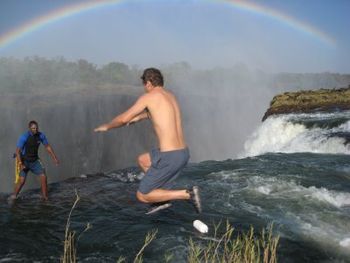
[
  {"x1": 1, "y1": 152, "x2": 350, "y2": 262},
  {"x1": 1, "y1": 111, "x2": 350, "y2": 262}
]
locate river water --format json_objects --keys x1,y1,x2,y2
[{"x1": 1, "y1": 111, "x2": 350, "y2": 262}]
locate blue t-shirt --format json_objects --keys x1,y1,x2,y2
[{"x1": 17, "y1": 131, "x2": 49, "y2": 162}]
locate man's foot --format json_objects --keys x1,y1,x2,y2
[
  {"x1": 9, "y1": 194, "x2": 17, "y2": 199},
  {"x1": 7, "y1": 194, "x2": 17, "y2": 205},
  {"x1": 146, "y1": 202, "x2": 172, "y2": 215},
  {"x1": 188, "y1": 186, "x2": 202, "y2": 214}
]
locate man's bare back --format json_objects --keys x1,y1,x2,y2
[
  {"x1": 94, "y1": 81, "x2": 186, "y2": 151},
  {"x1": 141, "y1": 87, "x2": 186, "y2": 151}
]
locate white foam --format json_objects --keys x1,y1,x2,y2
[
  {"x1": 256, "y1": 185, "x2": 272, "y2": 195},
  {"x1": 248, "y1": 176, "x2": 350, "y2": 208},
  {"x1": 244, "y1": 174, "x2": 350, "y2": 254},
  {"x1": 241, "y1": 114, "x2": 350, "y2": 157},
  {"x1": 339, "y1": 238, "x2": 350, "y2": 248},
  {"x1": 339, "y1": 120, "x2": 350, "y2": 130},
  {"x1": 310, "y1": 186, "x2": 350, "y2": 208},
  {"x1": 280, "y1": 211, "x2": 350, "y2": 254},
  {"x1": 242, "y1": 116, "x2": 306, "y2": 157}
]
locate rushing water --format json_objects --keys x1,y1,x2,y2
[{"x1": 1, "y1": 111, "x2": 350, "y2": 262}]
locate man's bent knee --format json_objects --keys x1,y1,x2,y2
[
  {"x1": 137, "y1": 153, "x2": 151, "y2": 172},
  {"x1": 136, "y1": 191, "x2": 151, "y2": 203},
  {"x1": 137, "y1": 155, "x2": 144, "y2": 167}
]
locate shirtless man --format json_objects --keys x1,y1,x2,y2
[{"x1": 94, "y1": 68, "x2": 201, "y2": 214}]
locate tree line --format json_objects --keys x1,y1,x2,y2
[
  {"x1": 0, "y1": 56, "x2": 142, "y2": 92},
  {"x1": 1, "y1": 56, "x2": 349, "y2": 93}
]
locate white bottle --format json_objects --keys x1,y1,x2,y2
[{"x1": 193, "y1": 220, "x2": 208, "y2": 233}]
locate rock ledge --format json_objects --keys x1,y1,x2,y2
[{"x1": 262, "y1": 87, "x2": 350, "y2": 121}]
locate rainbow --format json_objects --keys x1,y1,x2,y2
[
  {"x1": 0, "y1": 0, "x2": 125, "y2": 49},
  {"x1": 216, "y1": 0, "x2": 335, "y2": 46},
  {"x1": 0, "y1": 0, "x2": 336, "y2": 50}
]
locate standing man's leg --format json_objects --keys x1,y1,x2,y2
[
  {"x1": 13, "y1": 175, "x2": 26, "y2": 199},
  {"x1": 40, "y1": 174, "x2": 48, "y2": 200},
  {"x1": 32, "y1": 160, "x2": 48, "y2": 200}
]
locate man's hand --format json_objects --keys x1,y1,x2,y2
[{"x1": 94, "y1": 124, "x2": 109, "y2": 132}]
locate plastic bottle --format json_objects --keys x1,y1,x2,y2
[{"x1": 193, "y1": 220, "x2": 208, "y2": 233}]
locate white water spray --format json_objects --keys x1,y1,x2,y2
[{"x1": 241, "y1": 113, "x2": 350, "y2": 157}]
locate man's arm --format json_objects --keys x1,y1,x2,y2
[
  {"x1": 45, "y1": 145, "x2": 59, "y2": 165},
  {"x1": 94, "y1": 95, "x2": 148, "y2": 132},
  {"x1": 127, "y1": 110, "x2": 150, "y2": 126},
  {"x1": 39, "y1": 133, "x2": 59, "y2": 165},
  {"x1": 15, "y1": 148, "x2": 25, "y2": 168},
  {"x1": 16, "y1": 134, "x2": 27, "y2": 168}
]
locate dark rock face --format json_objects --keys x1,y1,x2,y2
[{"x1": 262, "y1": 87, "x2": 350, "y2": 121}]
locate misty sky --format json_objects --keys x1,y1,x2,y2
[{"x1": 0, "y1": 0, "x2": 349, "y2": 73}]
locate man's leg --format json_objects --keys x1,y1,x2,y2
[
  {"x1": 137, "y1": 150, "x2": 202, "y2": 213},
  {"x1": 137, "y1": 150, "x2": 190, "y2": 203},
  {"x1": 39, "y1": 174, "x2": 48, "y2": 200},
  {"x1": 31, "y1": 160, "x2": 48, "y2": 200},
  {"x1": 137, "y1": 189, "x2": 190, "y2": 203},
  {"x1": 137, "y1": 152, "x2": 151, "y2": 172},
  {"x1": 12, "y1": 176, "x2": 26, "y2": 199},
  {"x1": 138, "y1": 189, "x2": 189, "y2": 215},
  {"x1": 137, "y1": 187, "x2": 202, "y2": 213}
]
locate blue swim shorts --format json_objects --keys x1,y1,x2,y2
[
  {"x1": 20, "y1": 159, "x2": 45, "y2": 177},
  {"x1": 138, "y1": 148, "x2": 190, "y2": 194}
]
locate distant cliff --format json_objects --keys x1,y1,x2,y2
[{"x1": 262, "y1": 87, "x2": 350, "y2": 121}]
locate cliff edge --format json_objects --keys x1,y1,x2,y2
[{"x1": 262, "y1": 87, "x2": 350, "y2": 121}]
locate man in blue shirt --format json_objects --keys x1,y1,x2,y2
[{"x1": 11, "y1": 120, "x2": 59, "y2": 201}]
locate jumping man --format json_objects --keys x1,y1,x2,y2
[{"x1": 94, "y1": 68, "x2": 201, "y2": 214}]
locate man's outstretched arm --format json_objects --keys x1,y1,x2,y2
[{"x1": 94, "y1": 95, "x2": 148, "y2": 132}]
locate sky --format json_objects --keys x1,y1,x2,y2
[{"x1": 0, "y1": 0, "x2": 349, "y2": 73}]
